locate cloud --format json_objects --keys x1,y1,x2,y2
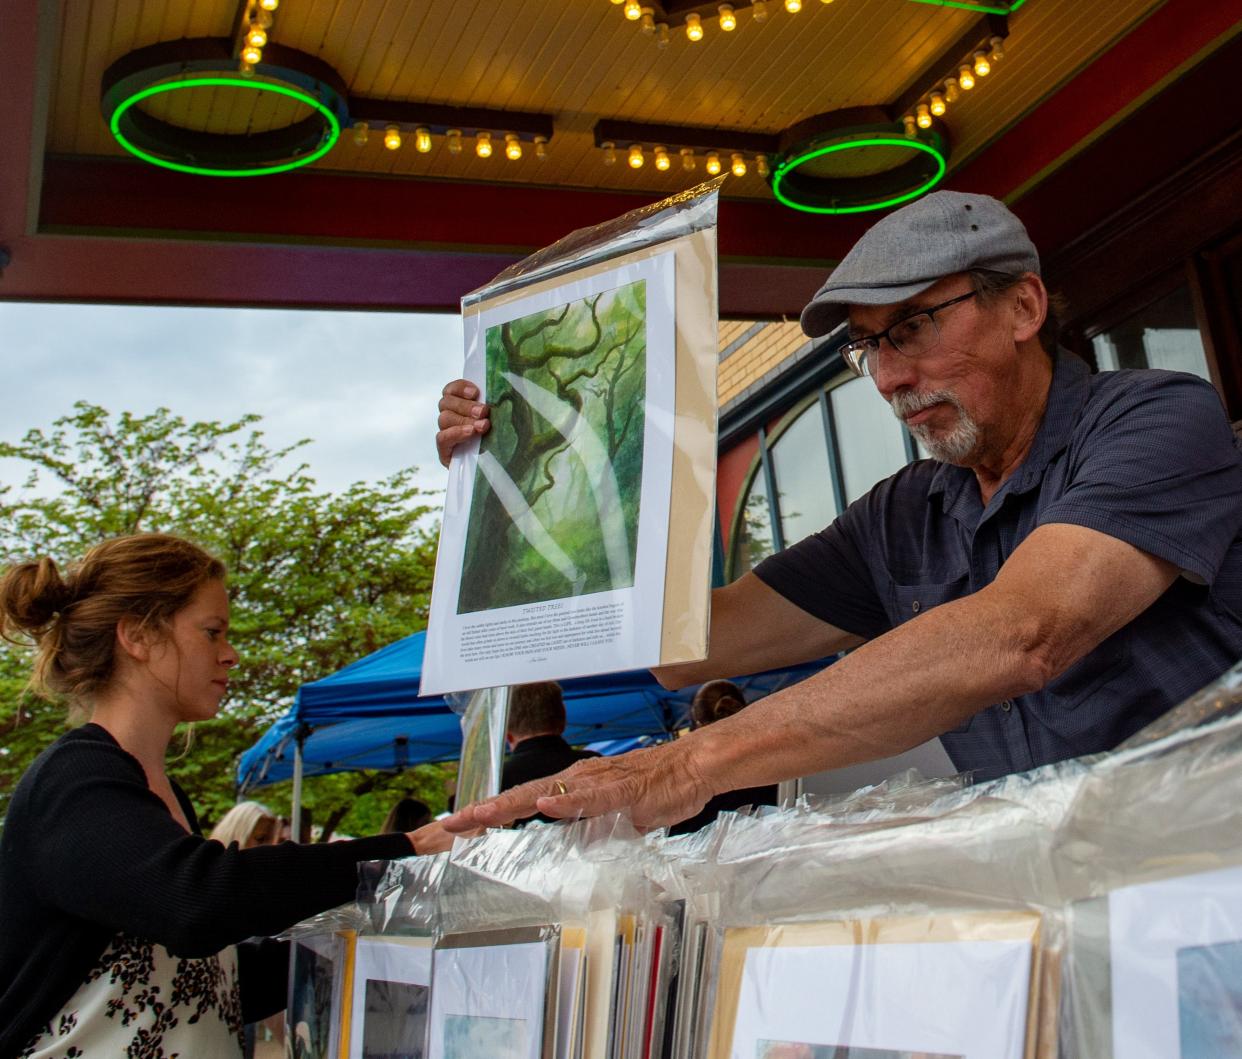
[{"x1": 0, "y1": 302, "x2": 466, "y2": 498}]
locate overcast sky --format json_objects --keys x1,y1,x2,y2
[{"x1": 0, "y1": 302, "x2": 465, "y2": 503}]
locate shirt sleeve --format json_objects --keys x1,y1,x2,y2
[
  {"x1": 752, "y1": 494, "x2": 893, "y2": 641},
  {"x1": 21, "y1": 739, "x2": 415, "y2": 959},
  {"x1": 1038, "y1": 371, "x2": 1242, "y2": 582}
]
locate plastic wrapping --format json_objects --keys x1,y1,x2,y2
[
  {"x1": 460, "y1": 177, "x2": 726, "y2": 311},
  {"x1": 287, "y1": 930, "x2": 355, "y2": 1059},
  {"x1": 421, "y1": 179, "x2": 722, "y2": 694},
  {"x1": 452, "y1": 685, "x2": 510, "y2": 808},
  {"x1": 1117, "y1": 656, "x2": 1242, "y2": 751},
  {"x1": 700, "y1": 766, "x2": 1085, "y2": 1059},
  {"x1": 1055, "y1": 704, "x2": 1242, "y2": 1059}
]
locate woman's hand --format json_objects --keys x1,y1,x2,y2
[
  {"x1": 407, "y1": 819, "x2": 455, "y2": 854},
  {"x1": 437, "y1": 380, "x2": 490, "y2": 468},
  {"x1": 441, "y1": 742, "x2": 716, "y2": 833}
]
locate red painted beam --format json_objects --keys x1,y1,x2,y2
[
  {"x1": 953, "y1": 0, "x2": 1242, "y2": 202},
  {"x1": 37, "y1": 157, "x2": 864, "y2": 265},
  {"x1": 1013, "y1": 25, "x2": 1242, "y2": 260}
]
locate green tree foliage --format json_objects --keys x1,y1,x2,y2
[
  {"x1": 459, "y1": 280, "x2": 647, "y2": 612},
  {"x1": 0, "y1": 402, "x2": 445, "y2": 835}
]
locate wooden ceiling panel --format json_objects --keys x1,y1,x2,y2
[{"x1": 48, "y1": 0, "x2": 1174, "y2": 203}]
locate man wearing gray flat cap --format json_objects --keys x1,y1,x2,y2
[{"x1": 438, "y1": 191, "x2": 1242, "y2": 833}]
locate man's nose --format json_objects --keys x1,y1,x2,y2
[{"x1": 871, "y1": 343, "x2": 920, "y2": 401}]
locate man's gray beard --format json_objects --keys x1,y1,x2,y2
[{"x1": 889, "y1": 388, "x2": 980, "y2": 464}]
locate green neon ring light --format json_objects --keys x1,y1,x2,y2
[
  {"x1": 109, "y1": 76, "x2": 341, "y2": 178},
  {"x1": 771, "y1": 136, "x2": 948, "y2": 215}
]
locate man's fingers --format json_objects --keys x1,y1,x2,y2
[
  {"x1": 436, "y1": 421, "x2": 489, "y2": 468},
  {"x1": 441, "y1": 379, "x2": 479, "y2": 400},
  {"x1": 437, "y1": 395, "x2": 488, "y2": 422}
]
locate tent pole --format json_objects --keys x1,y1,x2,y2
[{"x1": 291, "y1": 729, "x2": 305, "y2": 841}]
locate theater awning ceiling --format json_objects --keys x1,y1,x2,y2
[{"x1": 1, "y1": 0, "x2": 1239, "y2": 316}]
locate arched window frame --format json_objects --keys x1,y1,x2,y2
[{"x1": 726, "y1": 369, "x2": 920, "y2": 581}]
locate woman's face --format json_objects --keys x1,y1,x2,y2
[{"x1": 145, "y1": 579, "x2": 238, "y2": 722}]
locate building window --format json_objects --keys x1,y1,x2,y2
[
  {"x1": 769, "y1": 400, "x2": 839, "y2": 550},
  {"x1": 829, "y1": 376, "x2": 913, "y2": 504},
  {"x1": 1091, "y1": 283, "x2": 1210, "y2": 380},
  {"x1": 729, "y1": 456, "x2": 776, "y2": 576},
  {"x1": 728, "y1": 374, "x2": 919, "y2": 578}
]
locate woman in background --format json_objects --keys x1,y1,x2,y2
[
  {"x1": 668, "y1": 680, "x2": 781, "y2": 835},
  {"x1": 210, "y1": 801, "x2": 280, "y2": 849},
  {"x1": 0, "y1": 533, "x2": 444, "y2": 1058}
]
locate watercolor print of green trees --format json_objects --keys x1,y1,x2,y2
[{"x1": 458, "y1": 279, "x2": 647, "y2": 614}]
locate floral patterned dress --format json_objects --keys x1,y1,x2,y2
[{"x1": 19, "y1": 932, "x2": 244, "y2": 1059}]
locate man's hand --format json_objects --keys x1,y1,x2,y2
[
  {"x1": 441, "y1": 742, "x2": 715, "y2": 832},
  {"x1": 437, "y1": 379, "x2": 490, "y2": 468}
]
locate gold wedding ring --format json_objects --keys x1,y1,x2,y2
[{"x1": 554, "y1": 780, "x2": 568, "y2": 796}]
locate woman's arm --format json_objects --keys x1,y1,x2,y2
[{"x1": 19, "y1": 738, "x2": 413, "y2": 958}]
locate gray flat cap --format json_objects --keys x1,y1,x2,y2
[{"x1": 800, "y1": 191, "x2": 1041, "y2": 338}]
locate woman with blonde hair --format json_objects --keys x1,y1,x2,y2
[
  {"x1": 210, "y1": 801, "x2": 279, "y2": 849},
  {"x1": 0, "y1": 533, "x2": 445, "y2": 1057}
]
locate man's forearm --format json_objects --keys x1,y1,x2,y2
[{"x1": 682, "y1": 587, "x2": 1045, "y2": 794}]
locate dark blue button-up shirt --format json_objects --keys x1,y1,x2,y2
[{"x1": 756, "y1": 351, "x2": 1242, "y2": 781}]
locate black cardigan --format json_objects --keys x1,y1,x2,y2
[{"x1": 0, "y1": 723, "x2": 413, "y2": 1056}]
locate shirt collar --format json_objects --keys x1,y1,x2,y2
[{"x1": 926, "y1": 349, "x2": 1091, "y2": 509}]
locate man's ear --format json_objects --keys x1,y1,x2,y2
[
  {"x1": 1011, "y1": 273, "x2": 1048, "y2": 344},
  {"x1": 116, "y1": 615, "x2": 153, "y2": 663}
]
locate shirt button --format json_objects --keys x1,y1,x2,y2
[
  {"x1": 912, "y1": 600, "x2": 921, "y2": 614},
  {"x1": 1001, "y1": 700, "x2": 1013, "y2": 712}
]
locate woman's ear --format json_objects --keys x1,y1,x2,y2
[{"x1": 115, "y1": 615, "x2": 152, "y2": 663}]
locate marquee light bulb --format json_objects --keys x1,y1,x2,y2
[
  {"x1": 246, "y1": 26, "x2": 267, "y2": 49},
  {"x1": 534, "y1": 135, "x2": 548, "y2": 161},
  {"x1": 258, "y1": 0, "x2": 278, "y2": 10},
  {"x1": 705, "y1": 151, "x2": 721, "y2": 175},
  {"x1": 989, "y1": 35, "x2": 1005, "y2": 62},
  {"x1": 785, "y1": 0, "x2": 802, "y2": 12},
  {"x1": 414, "y1": 126, "x2": 432, "y2": 153},
  {"x1": 640, "y1": 7, "x2": 655, "y2": 32},
  {"x1": 756, "y1": 153, "x2": 770, "y2": 177},
  {"x1": 685, "y1": 12, "x2": 703, "y2": 40},
  {"x1": 974, "y1": 50, "x2": 991, "y2": 77},
  {"x1": 916, "y1": 103, "x2": 932, "y2": 129},
  {"x1": 752, "y1": 0, "x2": 769, "y2": 21},
  {"x1": 718, "y1": 4, "x2": 737, "y2": 30},
  {"x1": 624, "y1": 0, "x2": 642, "y2": 20},
  {"x1": 680, "y1": 147, "x2": 695, "y2": 171},
  {"x1": 476, "y1": 131, "x2": 492, "y2": 158},
  {"x1": 654, "y1": 146, "x2": 670, "y2": 171},
  {"x1": 603, "y1": 141, "x2": 617, "y2": 166},
  {"x1": 446, "y1": 128, "x2": 462, "y2": 154},
  {"x1": 944, "y1": 77, "x2": 960, "y2": 102},
  {"x1": 352, "y1": 121, "x2": 369, "y2": 147},
  {"x1": 656, "y1": 22, "x2": 670, "y2": 48},
  {"x1": 241, "y1": 44, "x2": 262, "y2": 64},
  {"x1": 902, "y1": 114, "x2": 917, "y2": 138},
  {"x1": 730, "y1": 153, "x2": 747, "y2": 177},
  {"x1": 929, "y1": 91, "x2": 946, "y2": 117},
  {"x1": 384, "y1": 124, "x2": 402, "y2": 151},
  {"x1": 628, "y1": 144, "x2": 644, "y2": 168},
  {"x1": 505, "y1": 133, "x2": 522, "y2": 160},
  {"x1": 959, "y1": 64, "x2": 975, "y2": 90}
]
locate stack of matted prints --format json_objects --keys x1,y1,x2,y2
[
  {"x1": 280, "y1": 659, "x2": 1242, "y2": 1059},
  {"x1": 1055, "y1": 670, "x2": 1242, "y2": 1059}
]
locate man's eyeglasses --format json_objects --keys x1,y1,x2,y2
[{"x1": 840, "y1": 289, "x2": 979, "y2": 378}]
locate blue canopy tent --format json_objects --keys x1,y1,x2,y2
[{"x1": 237, "y1": 630, "x2": 830, "y2": 827}]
